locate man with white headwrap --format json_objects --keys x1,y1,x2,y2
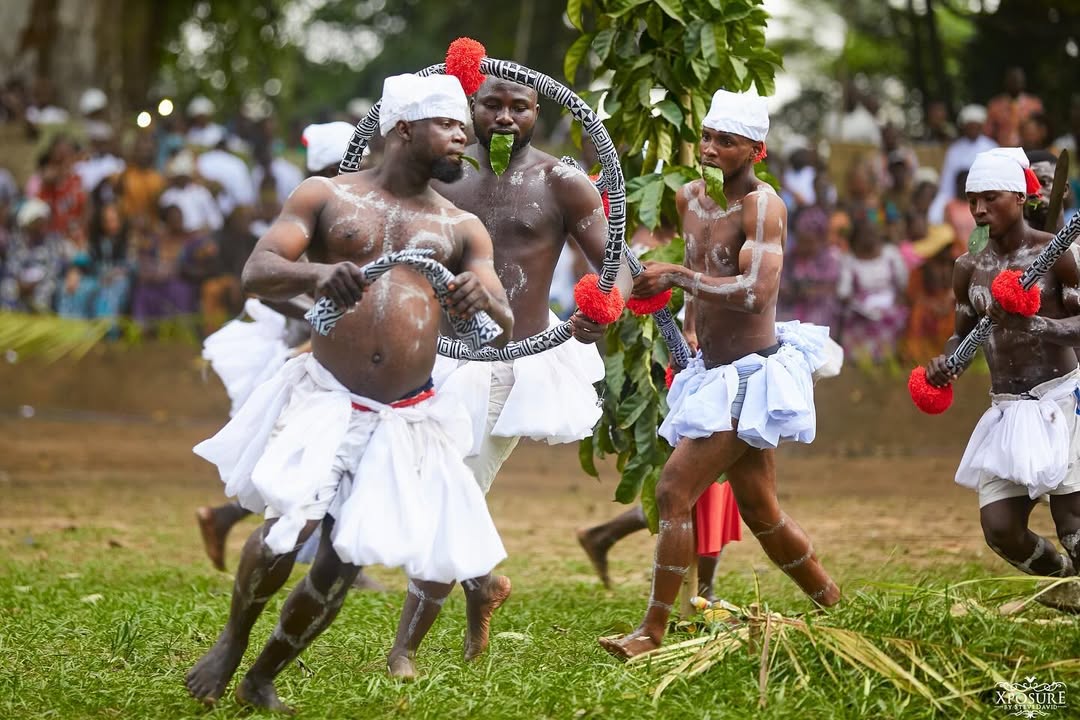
[
  {"x1": 384, "y1": 73, "x2": 633, "y2": 679},
  {"x1": 601, "y1": 89, "x2": 842, "y2": 659},
  {"x1": 184, "y1": 73, "x2": 513, "y2": 713},
  {"x1": 928, "y1": 105, "x2": 998, "y2": 225},
  {"x1": 926, "y1": 148, "x2": 1080, "y2": 598}
]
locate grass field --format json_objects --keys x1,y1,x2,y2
[{"x1": 2, "y1": 349, "x2": 1079, "y2": 719}]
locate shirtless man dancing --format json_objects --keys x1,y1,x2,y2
[
  {"x1": 599, "y1": 89, "x2": 841, "y2": 659},
  {"x1": 927, "y1": 148, "x2": 1080, "y2": 588},
  {"x1": 184, "y1": 73, "x2": 513, "y2": 712},
  {"x1": 385, "y1": 76, "x2": 632, "y2": 678}
]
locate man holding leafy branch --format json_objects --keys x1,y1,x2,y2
[
  {"x1": 600, "y1": 89, "x2": 841, "y2": 659},
  {"x1": 385, "y1": 72, "x2": 634, "y2": 679}
]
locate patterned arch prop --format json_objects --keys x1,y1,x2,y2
[
  {"x1": 305, "y1": 249, "x2": 504, "y2": 351},
  {"x1": 336, "y1": 38, "x2": 690, "y2": 367}
]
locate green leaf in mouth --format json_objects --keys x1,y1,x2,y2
[
  {"x1": 489, "y1": 133, "x2": 514, "y2": 176},
  {"x1": 968, "y1": 224, "x2": 989, "y2": 254},
  {"x1": 702, "y1": 165, "x2": 727, "y2": 210},
  {"x1": 460, "y1": 154, "x2": 479, "y2": 171}
]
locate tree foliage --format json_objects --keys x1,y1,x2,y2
[{"x1": 568, "y1": 0, "x2": 779, "y2": 527}]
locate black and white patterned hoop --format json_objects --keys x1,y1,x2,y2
[
  {"x1": 306, "y1": 249, "x2": 503, "y2": 351},
  {"x1": 340, "y1": 57, "x2": 689, "y2": 367}
]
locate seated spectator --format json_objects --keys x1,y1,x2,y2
[
  {"x1": 130, "y1": 205, "x2": 200, "y2": 326},
  {"x1": 778, "y1": 206, "x2": 841, "y2": 335},
  {"x1": 902, "y1": 226, "x2": 959, "y2": 364},
  {"x1": 928, "y1": 105, "x2": 996, "y2": 224},
  {"x1": 943, "y1": 170, "x2": 975, "y2": 252},
  {"x1": 1, "y1": 199, "x2": 67, "y2": 313},
  {"x1": 195, "y1": 126, "x2": 257, "y2": 217},
  {"x1": 119, "y1": 134, "x2": 166, "y2": 227},
  {"x1": 837, "y1": 215, "x2": 909, "y2": 364},
  {"x1": 159, "y1": 150, "x2": 223, "y2": 234},
  {"x1": 88, "y1": 201, "x2": 134, "y2": 322},
  {"x1": 29, "y1": 135, "x2": 87, "y2": 238}
]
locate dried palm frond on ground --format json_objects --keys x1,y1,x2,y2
[
  {"x1": 0, "y1": 312, "x2": 111, "y2": 363},
  {"x1": 622, "y1": 577, "x2": 1080, "y2": 713}
]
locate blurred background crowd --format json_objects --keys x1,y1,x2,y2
[{"x1": 0, "y1": 0, "x2": 1077, "y2": 367}]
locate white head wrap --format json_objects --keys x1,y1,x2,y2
[
  {"x1": 957, "y1": 104, "x2": 988, "y2": 126},
  {"x1": 79, "y1": 88, "x2": 107, "y2": 116},
  {"x1": 302, "y1": 121, "x2": 355, "y2": 172},
  {"x1": 702, "y1": 89, "x2": 769, "y2": 142},
  {"x1": 165, "y1": 150, "x2": 197, "y2": 178},
  {"x1": 16, "y1": 198, "x2": 51, "y2": 228},
  {"x1": 966, "y1": 147, "x2": 1029, "y2": 194},
  {"x1": 378, "y1": 74, "x2": 468, "y2": 137},
  {"x1": 188, "y1": 96, "x2": 215, "y2": 117}
]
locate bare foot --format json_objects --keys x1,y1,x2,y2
[
  {"x1": 196, "y1": 506, "x2": 228, "y2": 572},
  {"x1": 387, "y1": 651, "x2": 418, "y2": 681},
  {"x1": 1035, "y1": 581, "x2": 1080, "y2": 614},
  {"x1": 463, "y1": 575, "x2": 512, "y2": 661},
  {"x1": 597, "y1": 631, "x2": 662, "y2": 660},
  {"x1": 576, "y1": 528, "x2": 612, "y2": 588},
  {"x1": 236, "y1": 674, "x2": 294, "y2": 714},
  {"x1": 351, "y1": 572, "x2": 387, "y2": 593},
  {"x1": 184, "y1": 632, "x2": 247, "y2": 705}
]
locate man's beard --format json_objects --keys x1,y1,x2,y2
[
  {"x1": 480, "y1": 127, "x2": 534, "y2": 153},
  {"x1": 431, "y1": 156, "x2": 464, "y2": 183}
]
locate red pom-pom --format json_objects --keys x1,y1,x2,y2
[
  {"x1": 1024, "y1": 167, "x2": 1043, "y2": 197},
  {"x1": 446, "y1": 38, "x2": 487, "y2": 96},
  {"x1": 908, "y1": 366, "x2": 953, "y2": 415},
  {"x1": 753, "y1": 142, "x2": 768, "y2": 164},
  {"x1": 574, "y1": 274, "x2": 625, "y2": 324},
  {"x1": 664, "y1": 364, "x2": 675, "y2": 389},
  {"x1": 991, "y1": 269, "x2": 1041, "y2": 316},
  {"x1": 626, "y1": 289, "x2": 672, "y2": 316}
]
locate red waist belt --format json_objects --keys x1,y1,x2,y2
[{"x1": 351, "y1": 388, "x2": 435, "y2": 413}]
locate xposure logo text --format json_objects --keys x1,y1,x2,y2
[{"x1": 994, "y1": 676, "x2": 1067, "y2": 717}]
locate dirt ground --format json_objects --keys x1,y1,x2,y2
[{"x1": 0, "y1": 344, "x2": 1060, "y2": 585}]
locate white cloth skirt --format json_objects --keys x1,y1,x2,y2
[
  {"x1": 202, "y1": 299, "x2": 291, "y2": 417},
  {"x1": 956, "y1": 368, "x2": 1080, "y2": 501},
  {"x1": 433, "y1": 311, "x2": 605, "y2": 454},
  {"x1": 660, "y1": 321, "x2": 836, "y2": 450},
  {"x1": 193, "y1": 353, "x2": 506, "y2": 583}
]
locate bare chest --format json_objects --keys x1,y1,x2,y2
[
  {"x1": 683, "y1": 208, "x2": 744, "y2": 277},
  {"x1": 318, "y1": 190, "x2": 465, "y2": 268}
]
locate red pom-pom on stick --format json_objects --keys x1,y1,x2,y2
[
  {"x1": 1024, "y1": 167, "x2": 1043, "y2": 197},
  {"x1": 664, "y1": 364, "x2": 675, "y2": 389},
  {"x1": 908, "y1": 366, "x2": 953, "y2": 415},
  {"x1": 446, "y1": 38, "x2": 487, "y2": 96},
  {"x1": 574, "y1": 274, "x2": 625, "y2": 324},
  {"x1": 991, "y1": 269, "x2": 1041, "y2": 317},
  {"x1": 626, "y1": 289, "x2": 672, "y2": 316}
]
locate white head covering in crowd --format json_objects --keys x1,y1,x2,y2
[
  {"x1": 188, "y1": 96, "x2": 215, "y2": 118},
  {"x1": 957, "y1": 104, "x2": 988, "y2": 127},
  {"x1": 302, "y1": 122, "x2": 356, "y2": 172},
  {"x1": 702, "y1": 89, "x2": 769, "y2": 141},
  {"x1": 79, "y1": 88, "x2": 107, "y2": 116},
  {"x1": 966, "y1": 147, "x2": 1038, "y2": 194},
  {"x1": 378, "y1": 73, "x2": 468, "y2": 136},
  {"x1": 16, "y1": 198, "x2": 51, "y2": 228},
  {"x1": 165, "y1": 150, "x2": 197, "y2": 178}
]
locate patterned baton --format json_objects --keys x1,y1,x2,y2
[
  {"x1": 305, "y1": 249, "x2": 502, "y2": 352},
  {"x1": 910, "y1": 210, "x2": 1080, "y2": 413}
]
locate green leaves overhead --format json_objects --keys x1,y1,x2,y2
[
  {"x1": 565, "y1": 0, "x2": 777, "y2": 519},
  {"x1": 488, "y1": 133, "x2": 514, "y2": 176}
]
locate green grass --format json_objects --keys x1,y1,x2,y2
[{"x1": 2, "y1": 543, "x2": 1078, "y2": 720}]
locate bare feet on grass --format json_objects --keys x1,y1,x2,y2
[
  {"x1": 387, "y1": 651, "x2": 419, "y2": 681},
  {"x1": 597, "y1": 630, "x2": 662, "y2": 660},
  {"x1": 185, "y1": 632, "x2": 247, "y2": 704},
  {"x1": 196, "y1": 506, "x2": 229, "y2": 572},
  {"x1": 576, "y1": 528, "x2": 614, "y2": 588},
  {"x1": 236, "y1": 674, "x2": 294, "y2": 714},
  {"x1": 463, "y1": 575, "x2": 512, "y2": 661}
]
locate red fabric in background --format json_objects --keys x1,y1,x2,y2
[{"x1": 696, "y1": 480, "x2": 742, "y2": 557}]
